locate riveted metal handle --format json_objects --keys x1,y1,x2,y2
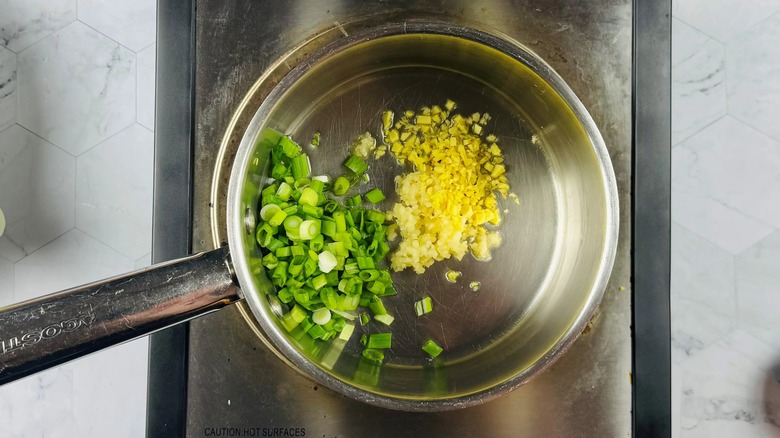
[{"x1": 0, "y1": 246, "x2": 239, "y2": 385}]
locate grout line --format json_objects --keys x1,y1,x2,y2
[
  {"x1": 12, "y1": 123, "x2": 76, "y2": 158},
  {"x1": 14, "y1": 47, "x2": 19, "y2": 126},
  {"x1": 137, "y1": 41, "x2": 157, "y2": 53},
  {"x1": 15, "y1": 226, "x2": 76, "y2": 265},
  {"x1": 133, "y1": 53, "x2": 141, "y2": 123},
  {"x1": 76, "y1": 19, "x2": 150, "y2": 55},
  {"x1": 673, "y1": 113, "x2": 728, "y2": 148},
  {"x1": 670, "y1": 217, "x2": 766, "y2": 258},
  {"x1": 135, "y1": 50, "x2": 139, "y2": 126},
  {"x1": 672, "y1": 11, "x2": 732, "y2": 46},
  {"x1": 74, "y1": 139, "x2": 79, "y2": 232},
  {"x1": 0, "y1": 123, "x2": 16, "y2": 137},
  {"x1": 672, "y1": 14, "x2": 721, "y2": 44},
  {"x1": 733, "y1": 249, "x2": 741, "y2": 333},
  {"x1": 75, "y1": 224, "x2": 151, "y2": 263},
  {"x1": 75, "y1": 122, "x2": 137, "y2": 157}
]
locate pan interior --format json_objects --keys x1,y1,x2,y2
[{"x1": 233, "y1": 30, "x2": 613, "y2": 404}]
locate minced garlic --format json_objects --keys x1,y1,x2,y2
[
  {"x1": 383, "y1": 101, "x2": 511, "y2": 273},
  {"x1": 351, "y1": 132, "x2": 377, "y2": 158}
]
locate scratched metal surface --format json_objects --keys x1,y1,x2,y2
[{"x1": 188, "y1": 1, "x2": 632, "y2": 436}]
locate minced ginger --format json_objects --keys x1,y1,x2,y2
[{"x1": 383, "y1": 100, "x2": 511, "y2": 274}]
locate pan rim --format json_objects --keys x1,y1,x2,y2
[{"x1": 225, "y1": 19, "x2": 619, "y2": 412}]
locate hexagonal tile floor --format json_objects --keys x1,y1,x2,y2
[
  {"x1": 672, "y1": 1, "x2": 780, "y2": 436},
  {"x1": 17, "y1": 21, "x2": 136, "y2": 156},
  {"x1": 0, "y1": 125, "x2": 75, "y2": 257},
  {"x1": 0, "y1": 1, "x2": 155, "y2": 436}
]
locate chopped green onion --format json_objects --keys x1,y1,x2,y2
[
  {"x1": 339, "y1": 294, "x2": 360, "y2": 311},
  {"x1": 333, "y1": 211, "x2": 347, "y2": 233},
  {"x1": 271, "y1": 262, "x2": 288, "y2": 287},
  {"x1": 312, "y1": 274, "x2": 328, "y2": 290},
  {"x1": 422, "y1": 339, "x2": 443, "y2": 357},
  {"x1": 366, "y1": 210, "x2": 386, "y2": 223},
  {"x1": 268, "y1": 209, "x2": 288, "y2": 227},
  {"x1": 365, "y1": 188, "x2": 385, "y2": 204},
  {"x1": 256, "y1": 223, "x2": 275, "y2": 247},
  {"x1": 262, "y1": 253, "x2": 278, "y2": 269},
  {"x1": 325, "y1": 271, "x2": 339, "y2": 285},
  {"x1": 358, "y1": 269, "x2": 380, "y2": 282},
  {"x1": 298, "y1": 187, "x2": 319, "y2": 206},
  {"x1": 356, "y1": 256, "x2": 375, "y2": 270},
  {"x1": 282, "y1": 215, "x2": 302, "y2": 237},
  {"x1": 258, "y1": 133, "x2": 397, "y2": 345},
  {"x1": 282, "y1": 205, "x2": 298, "y2": 215},
  {"x1": 274, "y1": 246, "x2": 291, "y2": 258},
  {"x1": 377, "y1": 285, "x2": 396, "y2": 297},
  {"x1": 320, "y1": 288, "x2": 340, "y2": 309},
  {"x1": 338, "y1": 278, "x2": 353, "y2": 294},
  {"x1": 368, "y1": 296, "x2": 387, "y2": 316},
  {"x1": 318, "y1": 250, "x2": 337, "y2": 273},
  {"x1": 367, "y1": 333, "x2": 392, "y2": 349},
  {"x1": 327, "y1": 241, "x2": 349, "y2": 257},
  {"x1": 415, "y1": 296, "x2": 433, "y2": 316},
  {"x1": 300, "y1": 317, "x2": 314, "y2": 333},
  {"x1": 299, "y1": 219, "x2": 321, "y2": 240},
  {"x1": 278, "y1": 287, "x2": 293, "y2": 303},
  {"x1": 309, "y1": 178, "x2": 325, "y2": 194},
  {"x1": 343, "y1": 155, "x2": 368, "y2": 175},
  {"x1": 333, "y1": 176, "x2": 350, "y2": 196},
  {"x1": 266, "y1": 238, "x2": 284, "y2": 252},
  {"x1": 332, "y1": 309, "x2": 357, "y2": 321},
  {"x1": 374, "y1": 314, "x2": 394, "y2": 326},
  {"x1": 260, "y1": 204, "x2": 282, "y2": 222},
  {"x1": 271, "y1": 162, "x2": 288, "y2": 180},
  {"x1": 261, "y1": 183, "x2": 279, "y2": 199},
  {"x1": 321, "y1": 220, "x2": 336, "y2": 237},
  {"x1": 290, "y1": 304, "x2": 308, "y2": 323},
  {"x1": 293, "y1": 178, "x2": 310, "y2": 190},
  {"x1": 362, "y1": 348, "x2": 384, "y2": 363},
  {"x1": 367, "y1": 281, "x2": 386, "y2": 295},
  {"x1": 280, "y1": 312, "x2": 299, "y2": 332},
  {"x1": 304, "y1": 258, "x2": 318, "y2": 277},
  {"x1": 338, "y1": 323, "x2": 354, "y2": 340},
  {"x1": 323, "y1": 200, "x2": 338, "y2": 213},
  {"x1": 312, "y1": 308, "x2": 332, "y2": 325},
  {"x1": 307, "y1": 324, "x2": 326, "y2": 339},
  {"x1": 276, "y1": 182, "x2": 293, "y2": 201},
  {"x1": 310, "y1": 234, "x2": 324, "y2": 252},
  {"x1": 301, "y1": 204, "x2": 323, "y2": 218},
  {"x1": 279, "y1": 135, "x2": 302, "y2": 158},
  {"x1": 344, "y1": 262, "x2": 360, "y2": 276}
]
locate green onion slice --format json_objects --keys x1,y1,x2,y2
[{"x1": 422, "y1": 339, "x2": 444, "y2": 357}]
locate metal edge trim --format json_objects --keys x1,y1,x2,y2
[
  {"x1": 632, "y1": 0, "x2": 672, "y2": 436},
  {"x1": 146, "y1": 0, "x2": 196, "y2": 436}
]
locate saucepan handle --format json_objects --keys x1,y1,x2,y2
[{"x1": 0, "y1": 246, "x2": 239, "y2": 385}]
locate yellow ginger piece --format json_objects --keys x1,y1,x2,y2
[{"x1": 382, "y1": 101, "x2": 511, "y2": 273}]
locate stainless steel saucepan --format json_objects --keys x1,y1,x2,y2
[{"x1": 0, "y1": 20, "x2": 618, "y2": 411}]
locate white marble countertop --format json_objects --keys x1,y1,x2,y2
[{"x1": 0, "y1": 0, "x2": 779, "y2": 437}]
